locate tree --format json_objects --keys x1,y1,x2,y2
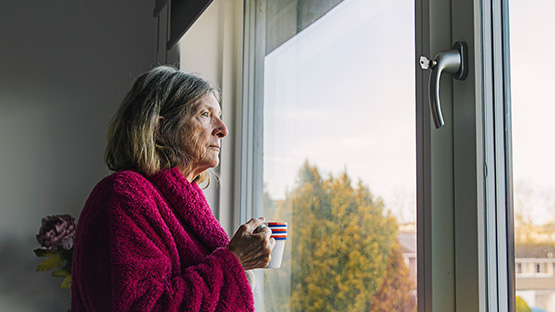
[
  {"x1": 369, "y1": 241, "x2": 416, "y2": 312},
  {"x1": 281, "y1": 161, "x2": 399, "y2": 311},
  {"x1": 513, "y1": 181, "x2": 555, "y2": 244},
  {"x1": 515, "y1": 296, "x2": 531, "y2": 312}
]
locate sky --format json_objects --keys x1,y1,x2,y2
[
  {"x1": 262, "y1": 0, "x2": 555, "y2": 225},
  {"x1": 510, "y1": 0, "x2": 555, "y2": 224},
  {"x1": 263, "y1": 0, "x2": 416, "y2": 223}
]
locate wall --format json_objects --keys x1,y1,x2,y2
[
  {"x1": 179, "y1": 0, "x2": 244, "y2": 235},
  {"x1": 0, "y1": 0, "x2": 158, "y2": 310}
]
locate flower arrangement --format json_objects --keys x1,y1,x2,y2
[{"x1": 34, "y1": 214, "x2": 76, "y2": 288}]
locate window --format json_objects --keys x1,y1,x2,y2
[
  {"x1": 509, "y1": 0, "x2": 555, "y2": 310},
  {"x1": 241, "y1": 0, "x2": 416, "y2": 311},
  {"x1": 238, "y1": 0, "x2": 516, "y2": 311},
  {"x1": 515, "y1": 260, "x2": 554, "y2": 278}
]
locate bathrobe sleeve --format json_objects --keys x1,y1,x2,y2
[{"x1": 107, "y1": 176, "x2": 254, "y2": 312}]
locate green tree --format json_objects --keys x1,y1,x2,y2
[
  {"x1": 282, "y1": 161, "x2": 398, "y2": 311},
  {"x1": 369, "y1": 241, "x2": 416, "y2": 312}
]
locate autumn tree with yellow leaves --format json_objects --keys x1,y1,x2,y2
[
  {"x1": 369, "y1": 241, "x2": 416, "y2": 312},
  {"x1": 265, "y1": 161, "x2": 414, "y2": 311}
]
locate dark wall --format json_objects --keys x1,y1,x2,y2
[{"x1": 0, "y1": 0, "x2": 157, "y2": 310}]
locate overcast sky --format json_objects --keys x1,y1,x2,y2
[
  {"x1": 509, "y1": 0, "x2": 555, "y2": 223},
  {"x1": 263, "y1": 0, "x2": 555, "y2": 225},
  {"x1": 263, "y1": 0, "x2": 416, "y2": 222}
]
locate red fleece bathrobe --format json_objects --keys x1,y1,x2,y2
[{"x1": 71, "y1": 167, "x2": 254, "y2": 311}]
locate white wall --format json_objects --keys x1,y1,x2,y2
[
  {"x1": 0, "y1": 1, "x2": 158, "y2": 310},
  {"x1": 179, "y1": 0, "x2": 245, "y2": 236}
]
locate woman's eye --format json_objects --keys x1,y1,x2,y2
[{"x1": 201, "y1": 111, "x2": 209, "y2": 117}]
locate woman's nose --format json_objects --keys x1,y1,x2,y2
[{"x1": 214, "y1": 117, "x2": 228, "y2": 138}]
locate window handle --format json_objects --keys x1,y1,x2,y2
[{"x1": 420, "y1": 41, "x2": 468, "y2": 129}]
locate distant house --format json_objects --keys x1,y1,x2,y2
[
  {"x1": 515, "y1": 243, "x2": 555, "y2": 310},
  {"x1": 397, "y1": 232, "x2": 555, "y2": 311},
  {"x1": 398, "y1": 230, "x2": 417, "y2": 285}
]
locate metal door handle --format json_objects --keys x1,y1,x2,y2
[{"x1": 420, "y1": 41, "x2": 468, "y2": 129}]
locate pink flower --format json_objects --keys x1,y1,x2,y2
[{"x1": 36, "y1": 214, "x2": 76, "y2": 250}]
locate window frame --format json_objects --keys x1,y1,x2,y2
[
  {"x1": 417, "y1": 0, "x2": 515, "y2": 310},
  {"x1": 236, "y1": 0, "x2": 517, "y2": 311},
  {"x1": 239, "y1": 1, "x2": 267, "y2": 309}
]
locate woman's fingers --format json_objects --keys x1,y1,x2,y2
[
  {"x1": 227, "y1": 217, "x2": 275, "y2": 270},
  {"x1": 254, "y1": 224, "x2": 272, "y2": 238},
  {"x1": 243, "y1": 217, "x2": 265, "y2": 234},
  {"x1": 268, "y1": 236, "x2": 276, "y2": 249}
]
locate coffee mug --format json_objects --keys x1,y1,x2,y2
[{"x1": 265, "y1": 221, "x2": 287, "y2": 269}]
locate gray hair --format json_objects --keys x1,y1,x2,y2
[{"x1": 105, "y1": 65, "x2": 220, "y2": 183}]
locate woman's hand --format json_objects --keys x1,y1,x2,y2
[{"x1": 227, "y1": 217, "x2": 276, "y2": 270}]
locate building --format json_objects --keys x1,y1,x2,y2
[{"x1": 516, "y1": 243, "x2": 555, "y2": 310}]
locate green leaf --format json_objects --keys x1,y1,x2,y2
[
  {"x1": 52, "y1": 268, "x2": 71, "y2": 277},
  {"x1": 34, "y1": 248, "x2": 56, "y2": 258},
  {"x1": 36, "y1": 253, "x2": 62, "y2": 272},
  {"x1": 60, "y1": 275, "x2": 72, "y2": 288}
]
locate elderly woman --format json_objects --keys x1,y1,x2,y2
[{"x1": 71, "y1": 66, "x2": 274, "y2": 311}]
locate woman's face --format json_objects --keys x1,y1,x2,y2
[{"x1": 183, "y1": 94, "x2": 228, "y2": 181}]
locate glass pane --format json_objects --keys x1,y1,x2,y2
[
  {"x1": 252, "y1": 0, "x2": 416, "y2": 311},
  {"x1": 510, "y1": 1, "x2": 555, "y2": 311}
]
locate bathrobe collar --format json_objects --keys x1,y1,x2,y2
[{"x1": 148, "y1": 167, "x2": 229, "y2": 251}]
